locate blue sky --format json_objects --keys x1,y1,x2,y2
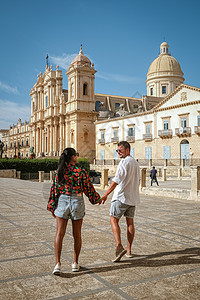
[{"x1": 0, "y1": 0, "x2": 200, "y2": 129}]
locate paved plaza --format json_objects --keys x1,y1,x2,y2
[{"x1": 0, "y1": 178, "x2": 200, "y2": 300}]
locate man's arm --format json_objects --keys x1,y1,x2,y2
[{"x1": 101, "y1": 181, "x2": 118, "y2": 204}]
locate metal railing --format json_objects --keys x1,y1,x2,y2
[{"x1": 158, "y1": 129, "x2": 173, "y2": 138}]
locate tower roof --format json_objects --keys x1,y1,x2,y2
[
  {"x1": 147, "y1": 42, "x2": 183, "y2": 76},
  {"x1": 70, "y1": 46, "x2": 91, "y2": 66}
]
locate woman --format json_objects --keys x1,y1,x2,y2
[{"x1": 47, "y1": 148, "x2": 101, "y2": 275}]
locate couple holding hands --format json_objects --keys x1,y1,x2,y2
[{"x1": 47, "y1": 141, "x2": 140, "y2": 275}]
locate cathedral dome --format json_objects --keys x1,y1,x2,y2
[
  {"x1": 147, "y1": 42, "x2": 183, "y2": 75},
  {"x1": 146, "y1": 42, "x2": 184, "y2": 97},
  {"x1": 70, "y1": 46, "x2": 91, "y2": 66}
]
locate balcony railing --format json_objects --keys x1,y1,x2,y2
[
  {"x1": 126, "y1": 135, "x2": 135, "y2": 142},
  {"x1": 194, "y1": 126, "x2": 200, "y2": 135},
  {"x1": 111, "y1": 137, "x2": 119, "y2": 143},
  {"x1": 143, "y1": 134, "x2": 152, "y2": 141},
  {"x1": 158, "y1": 129, "x2": 173, "y2": 138},
  {"x1": 175, "y1": 127, "x2": 191, "y2": 136},
  {"x1": 98, "y1": 138, "x2": 105, "y2": 144}
]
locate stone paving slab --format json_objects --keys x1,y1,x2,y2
[{"x1": 0, "y1": 178, "x2": 200, "y2": 300}]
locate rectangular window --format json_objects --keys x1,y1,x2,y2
[
  {"x1": 113, "y1": 149, "x2": 118, "y2": 160},
  {"x1": 145, "y1": 147, "x2": 152, "y2": 159},
  {"x1": 113, "y1": 129, "x2": 118, "y2": 138},
  {"x1": 197, "y1": 116, "x2": 200, "y2": 126},
  {"x1": 150, "y1": 87, "x2": 153, "y2": 95},
  {"x1": 130, "y1": 148, "x2": 134, "y2": 157},
  {"x1": 101, "y1": 150, "x2": 105, "y2": 160},
  {"x1": 162, "y1": 86, "x2": 166, "y2": 94},
  {"x1": 101, "y1": 131, "x2": 105, "y2": 140},
  {"x1": 163, "y1": 120, "x2": 169, "y2": 130},
  {"x1": 46, "y1": 96, "x2": 48, "y2": 108},
  {"x1": 181, "y1": 117, "x2": 187, "y2": 128},
  {"x1": 128, "y1": 127, "x2": 135, "y2": 136},
  {"x1": 163, "y1": 146, "x2": 171, "y2": 159},
  {"x1": 145, "y1": 124, "x2": 151, "y2": 138}
]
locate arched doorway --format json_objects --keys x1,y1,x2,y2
[{"x1": 180, "y1": 139, "x2": 189, "y2": 165}]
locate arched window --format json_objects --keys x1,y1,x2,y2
[
  {"x1": 133, "y1": 104, "x2": 138, "y2": 113},
  {"x1": 71, "y1": 132, "x2": 74, "y2": 144},
  {"x1": 115, "y1": 103, "x2": 120, "y2": 112},
  {"x1": 71, "y1": 83, "x2": 75, "y2": 97},
  {"x1": 83, "y1": 83, "x2": 87, "y2": 95},
  {"x1": 95, "y1": 101, "x2": 101, "y2": 112}
]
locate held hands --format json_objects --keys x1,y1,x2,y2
[
  {"x1": 51, "y1": 211, "x2": 56, "y2": 218},
  {"x1": 100, "y1": 194, "x2": 108, "y2": 204}
]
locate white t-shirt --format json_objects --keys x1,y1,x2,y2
[{"x1": 112, "y1": 156, "x2": 140, "y2": 206}]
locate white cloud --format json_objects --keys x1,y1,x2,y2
[
  {"x1": 0, "y1": 81, "x2": 19, "y2": 94},
  {"x1": 49, "y1": 53, "x2": 78, "y2": 70},
  {"x1": 49, "y1": 53, "x2": 141, "y2": 85},
  {"x1": 0, "y1": 99, "x2": 30, "y2": 129},
  {"x1": 49, "y1": 52, "x2": 94, "y2": 71},
  {"x1": 96, "y1": 71, "x2": 142, "y2": 84}
]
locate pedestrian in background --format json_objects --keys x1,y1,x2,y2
[{"x1": 150, "y1": 166, "x2": 159, "y2": 186}]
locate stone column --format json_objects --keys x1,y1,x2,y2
[
  {"x1": 148, "y1": 159, "x2": 152, "y2": 169},
  {"x1": 189, "y1": 166, "x2": 200, "y2": 201},
  {"x1": 162, "y1": 168, "x2": 167, "y2": 181},
  {"x1": 50, "y1": 170, "x2": 55, "y2": 182},
  {"x1": 17, "y1": 171, "x2": 21, "y2": 179},
  {"x1": 164, "y1": 159, "x2": 168, "y2": 167},
  {"x1": 47, "y1": 125, "x2": 50, "y2": 154},
  {"x1": 39, "y1": 171, "x2": 44, "y2": 182},
  {"x1": 181, "y1": 159, "x2": 185, "y2": 168},
  {"x1": 50, "y1": 124, "x2": 53, "y2": 156},
  {"x1": 101, "y1": 168, "x2": 109, "y2": 189},
  {"x1": 140, "y1": 168, "x2": 146, "y2": 191},
  {"x1": 177, "y1": 167, "x2": 182, "y2": 180}
]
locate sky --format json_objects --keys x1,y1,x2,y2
[{"x1": 0, "y1": 0, "x2": 200, "y2": 129}]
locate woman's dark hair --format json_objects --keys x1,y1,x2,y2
[{"x1": 58, "y1": 148, "x2": 76, "y2": 184}]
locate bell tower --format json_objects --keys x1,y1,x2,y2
[{"x1": 66, "y1": 46, "x2": 98, "y2": 161}]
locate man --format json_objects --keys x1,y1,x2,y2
[
  {"x1": 150, "y1": 166, "x2": 159, "y2": 186},
  {"x1": 101, "y1": 141, "x2": 140, "y2": 262}
]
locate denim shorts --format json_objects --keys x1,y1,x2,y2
[
  {"x1": 54, "y1": 194, "x2": 85, "y2": 220},
  {"x1": 110, "y1": 200, "x2": 135, "y2": 219}
]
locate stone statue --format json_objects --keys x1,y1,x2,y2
[
  {"x1": 30, "y1": 146, "x2": 34, "y2": 154},
  {"x1": 30, "y1": 146, "x2": 35, "y2": 159},
  {"x1": 0, "y1": 140, "x2": 4, "y2": 158}
]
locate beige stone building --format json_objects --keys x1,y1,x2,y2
[{"x1": 3, "y1": 42, "x2": 200, "y2": 163}]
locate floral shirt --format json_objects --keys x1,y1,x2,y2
[{"x1": 47, "y1": 164, "x2": 101, "y2": 212}]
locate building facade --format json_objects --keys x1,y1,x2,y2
[{"x1": 3, "y1": 42, "x2": 200, "y2": 163}]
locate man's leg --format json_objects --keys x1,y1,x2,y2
[
  {"x1": 110, "y1": 216, "x2": 122, "y2": 251},
  {"x1": 155, "y1": 177, "x2": 159, "y2": 186},
  {"x1": 126, "y1": 217, "x2": 135, "y2": 254}
]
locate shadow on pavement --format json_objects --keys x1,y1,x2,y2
[{"x1": 60, "y1": 247, "x2": 200, "y2": 278}]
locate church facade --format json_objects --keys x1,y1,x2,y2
[{"x1": 3, "y1": 42, "x2": 200, "y2": 163}]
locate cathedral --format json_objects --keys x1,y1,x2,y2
[{"x1": 3, "y1": 42, "x2": 200, "y2": 163}]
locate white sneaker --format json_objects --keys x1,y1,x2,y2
[
  {"x1": 53, "y1": 263, "x2": 61, "y2": 276},
  {"x1": 72, "y1": 262, "x2": 80, "y2": 272}
]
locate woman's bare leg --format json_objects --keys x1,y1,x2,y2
[
  {"x1": 72, "y1": 218, "x2": 83, "y2": 263},
  {"x1": 54, "y1": 217, "x2": 68, "y2": 264}
]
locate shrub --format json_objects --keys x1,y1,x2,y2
[
  {"x1": 77, "y1": 158, "x2": 90, "y2": 173},
  {"x1": 0, "y1": 158, "x2": 59, "y2": 173}
]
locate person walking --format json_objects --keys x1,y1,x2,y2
[
  {"x1": 47, "y1": 148, "x2": 101, "y2": 275},
  {"x1": 101, "y1": 141, "x2": 140, "y2": 262},
  {"x1": 150, "y1": 166, "x2": 159, "y2": 186}
]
